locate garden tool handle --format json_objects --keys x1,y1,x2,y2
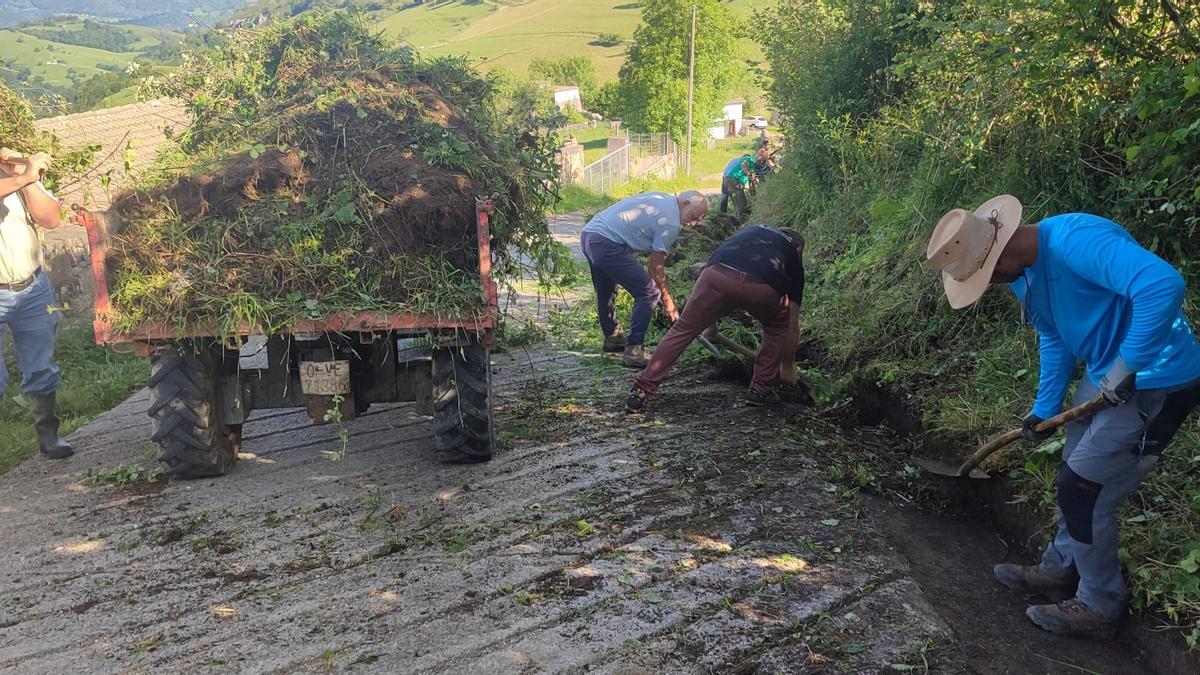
[
  {"x1": 955, "y1": 396, "x2": 1109, "y2": 477},
  {"x1": 702, "y1": 326, "x2": 758, "y2": 361},
  {"x1": 2, "y1": 156, "x2": 45, "y2": 179}
]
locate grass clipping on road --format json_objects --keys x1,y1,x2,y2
[{"x1": 107, "y1": 13, "x2": 561, "y2": 336}]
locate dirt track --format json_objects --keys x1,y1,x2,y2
[{"x1": 0, "y1": 340, "x2": 1171, "y2": 673}]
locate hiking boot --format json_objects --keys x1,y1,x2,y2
[
  {"x1": 622, "y1": 344, "x2": 650, "y2": 369},
  {"x1": 745, "y1": 386, "x2": 781, "y2": 407},
  {"x1": 994, "y1": 564, "x2": 1077, "y2": 602},
  {"x1": 1026, "y1": 598, "x2": 1119, "y2": 640},
  {"x1": 602, "y1": 327, "x2": 626, "y2": 353},
  {"x1": 29, "y1": 392, "x2": 73, "y2": 459},
  {"x1": 625, "y1": 386, "x2": 648, "y2": 413}
]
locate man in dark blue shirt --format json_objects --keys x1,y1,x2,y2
[{"x1": 627, "y1": 225, "x2": 804, "y2": 410}]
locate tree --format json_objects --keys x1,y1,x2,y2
[
  {"x1": 528, "y1": 56, "x2": 598, "y2": 106},
  {"x1": 616, "y1": 0, "x2": 739, "y2": 145}
]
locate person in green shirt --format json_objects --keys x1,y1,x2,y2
[{"x1": 720, "y1": 153, "x2": 755, "y2": 222}]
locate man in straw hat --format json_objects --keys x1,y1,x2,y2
[{"x1": 926, "y1": 195, "x2": 1200, "y2": 638}]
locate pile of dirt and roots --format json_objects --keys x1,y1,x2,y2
[{"x1": 106, "y1": 12, "x2": 560, "y2": 333}]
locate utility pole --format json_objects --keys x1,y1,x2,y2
[{"x1": 686, "y1": 3, "x2": 696, "y2": 176}]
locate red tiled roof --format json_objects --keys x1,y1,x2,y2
[{"x1": 34, "y1": 98, "x2": 191, "y2": 209}]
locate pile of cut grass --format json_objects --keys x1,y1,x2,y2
[{"x1": 108, "y1": 12, "x2": 564, "y2": 336}]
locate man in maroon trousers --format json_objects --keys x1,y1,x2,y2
[{"x1": 626, "y1": 225, "x2": 805, "y2": 411}]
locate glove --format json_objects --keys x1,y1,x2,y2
[
  {"x1": 1100, "y1": 358, "x2": 1137, "y2": 406},
  {"x1": 1021, "y1": 413, "x2": 1055, "y2": 443}
]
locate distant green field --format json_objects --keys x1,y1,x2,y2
[
  {"x1": 21, "y1": 21, "x2": 178, "y2": 51},
  {"x1": 378, "y1": 0, "x2": 771, "y2": 83},
  {"x1": 0, "y1": 29, "x2": 141, "y2": 87}
]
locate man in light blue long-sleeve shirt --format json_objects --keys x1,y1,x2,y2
[{"x1": 927, "y1": 195, "x2": 1200, "y2": 639}]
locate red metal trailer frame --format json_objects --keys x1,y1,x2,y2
[{"x1": 71, "y1": 201, "x2": 500, "y2": 353}]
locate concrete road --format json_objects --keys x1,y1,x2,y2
[{"x1": 0, "y1": 344, "x2": 1162, "y2": 674}]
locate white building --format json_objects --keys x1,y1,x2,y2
[
  {"x1": 707, "y1": 98, "x2": 746, "y2": 140},
  {"x1": 552, "y1": 86, "x2": 583, "y2": 112}
]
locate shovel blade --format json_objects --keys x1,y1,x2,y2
[{"x1": 912, "y1": 457, "x2": 990, "y2": 480}]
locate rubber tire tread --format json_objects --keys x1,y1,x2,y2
[
  {"x1": 432, "y1": 341, "x2": 494, "y2": 463},
  {"x1": 148, "y1": 343, "x2": 239, "y2": 479}
]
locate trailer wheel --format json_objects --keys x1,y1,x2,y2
[
  {"x1": 432, "y1": 340, "x2": 494, "y2": 464},
  {"x1": 148, "y1": 342, "x2": 240, "y2": 478}
]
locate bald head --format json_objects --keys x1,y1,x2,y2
[{"x1": 676, "y1": 190, "x2": 708, "y2": 226}]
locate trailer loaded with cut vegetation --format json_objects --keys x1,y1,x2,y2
[{"x1": 73, "y1": 12, "x2": 566, "y2": 478}]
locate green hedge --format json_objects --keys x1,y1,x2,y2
[{"x1": 755, "y1": 0, "x2": 1200, "y2": 645}]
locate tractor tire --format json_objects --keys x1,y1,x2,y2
[
  {"x1": 148, "y1": 342, "x2": 240, "y2": 479},
  {"x1": 432, "y1": 340, "x2": 494, "y2": 464}
]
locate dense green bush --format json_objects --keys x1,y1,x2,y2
[{"x1": 756, "y1": 0, "x2": 1200, "y2": 644}]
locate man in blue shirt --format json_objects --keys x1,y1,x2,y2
[
  {"x1": 926, "y1": 195, "x2": 1200, "y2": 639},
  {"x1": 580, "y1": 191, "x2": 708, "y2": 367}
]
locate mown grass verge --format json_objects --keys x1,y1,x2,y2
[{"x1": 0, "y1": 313, "x2": 148, "y2": 476}]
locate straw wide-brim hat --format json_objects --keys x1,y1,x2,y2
[{"x1": 926, "y1": 195, "x2": 1023, "y2": 309}]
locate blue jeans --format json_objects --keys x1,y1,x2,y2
[
  {"x1": 0, "y1": 270, "x2": 62, "y2": 395},
  {"x1": 580, "y1": 231, "x2": 660, "y2": 346},
  {"x1": 1038, "y1": 378, "x2": 1175, "y2": 619}
]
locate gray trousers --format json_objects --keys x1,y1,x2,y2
[{"x1": 1038, "y1": 378, "x2": 1175, "y2": 619}]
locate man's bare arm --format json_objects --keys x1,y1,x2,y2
[
  {"x1": 0, "y1": 150, "x2": 61, "y2": 228},
  {"x1": 19, "y1": 181, "x2": 62, "y2": 229},
  {"x1": 648, "y1": 251, "x2": 676, "y2": 319}
]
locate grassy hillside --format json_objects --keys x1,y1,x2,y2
[
  {"x1": 0, "y1": 28, "x2": 141, "y2": 87},
  {"x1": 377, "y1": 0, "x2": 771, "y2": 82}
]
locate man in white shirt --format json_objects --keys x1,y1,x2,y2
[
  {"x1": 0, "y1": 147, "x2": 73, "y2": 459},
  {"x1": 580, "y1": 191, "x2": 708, "y2": 367}
]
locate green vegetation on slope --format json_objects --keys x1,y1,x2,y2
[
  {"x1": 754, "y1": 0, "x2": 1200, "y2": 646},
  {"x1": 377, "y1": 0, "x2": 770, "y2": 83}
]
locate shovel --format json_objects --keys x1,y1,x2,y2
[{"x1": 915, "y1": 396, "x2": 1109, "y2": 479}]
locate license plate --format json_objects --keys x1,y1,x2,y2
[{"x1": 300, "y1": 360, "x2": 350, "y2": 396}]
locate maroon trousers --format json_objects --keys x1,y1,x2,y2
[{"x1": 634, "y1": 265, "x2": 791, "y2": 394}]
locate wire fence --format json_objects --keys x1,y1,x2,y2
[
  {"x1": 576, "y1": 132, "x2": 681, "y2": 192},
  {"x1": 581, "y1": 143, "x2": 630, "y2": 195},
  {"x1": 628, "y1": 132, "x2": 680, "y2": 161}
]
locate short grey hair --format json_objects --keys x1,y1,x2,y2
[{"x1": 677, "y1": 190, "x2": 708, "y2": 220}]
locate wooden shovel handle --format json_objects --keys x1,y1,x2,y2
[
  {"x1": 702, "y1": 327, "x2": 758, "y2": 360},
  {"x1": 4, "y1": 156, "x2": 31, "y2": 166},
  {"x1": 955, "y1": 396, "x2": 1109, "y2": 476}
]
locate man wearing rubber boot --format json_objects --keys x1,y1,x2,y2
[
  {"x1": 626, "y1": 225, "x2": 804, "y2": 411},
  {"x1": 926, "y1": 195, "x2": 1200, "y2": 639},
  {"x1": 0, "y1": 148, "x2": 73, "y2": 459},
  {"x1": 580, "y1": 191, "x2": 708, "y2": 368},
  {"x1": 719, "y1": 154, "x2": 755, "y2": 223}
]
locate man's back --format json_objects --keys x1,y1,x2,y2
[
  {"x1": 1012, "y1": 213, "x2": 1200, "y2": 392},
  {"x1": 583, "y1": 192, "x2": 681, "y2": 254}
]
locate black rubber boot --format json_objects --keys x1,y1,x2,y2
[{"x1": 29, "y1": 392, "x2": 74, "y2": 459}]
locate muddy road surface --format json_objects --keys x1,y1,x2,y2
[{"x1": 0, "y1": 348, "x2": 1164, "y2": 673}]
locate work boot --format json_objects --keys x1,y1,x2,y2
[
  {"x1": 745, "y1": 385, "x2": 782, "y2": 407},
  {"x1": 625, "y1": 386, "x2": 648, "y2": 413},
  {"x1": 29, "y1": 392, "x2": 74, "y2": 459},
  {"x1": 622, "y1": 344, "x2": 650, "y2": 369},
  {"x1": 1026, "y1": 598, "x2": 1119, "y2": 640},
  {"x1": 994, "y1": 564, "x2": 1078, "y2": 602},
  {"x1": 603, "y1": 328, "x2": 627, "y2": 354}
]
